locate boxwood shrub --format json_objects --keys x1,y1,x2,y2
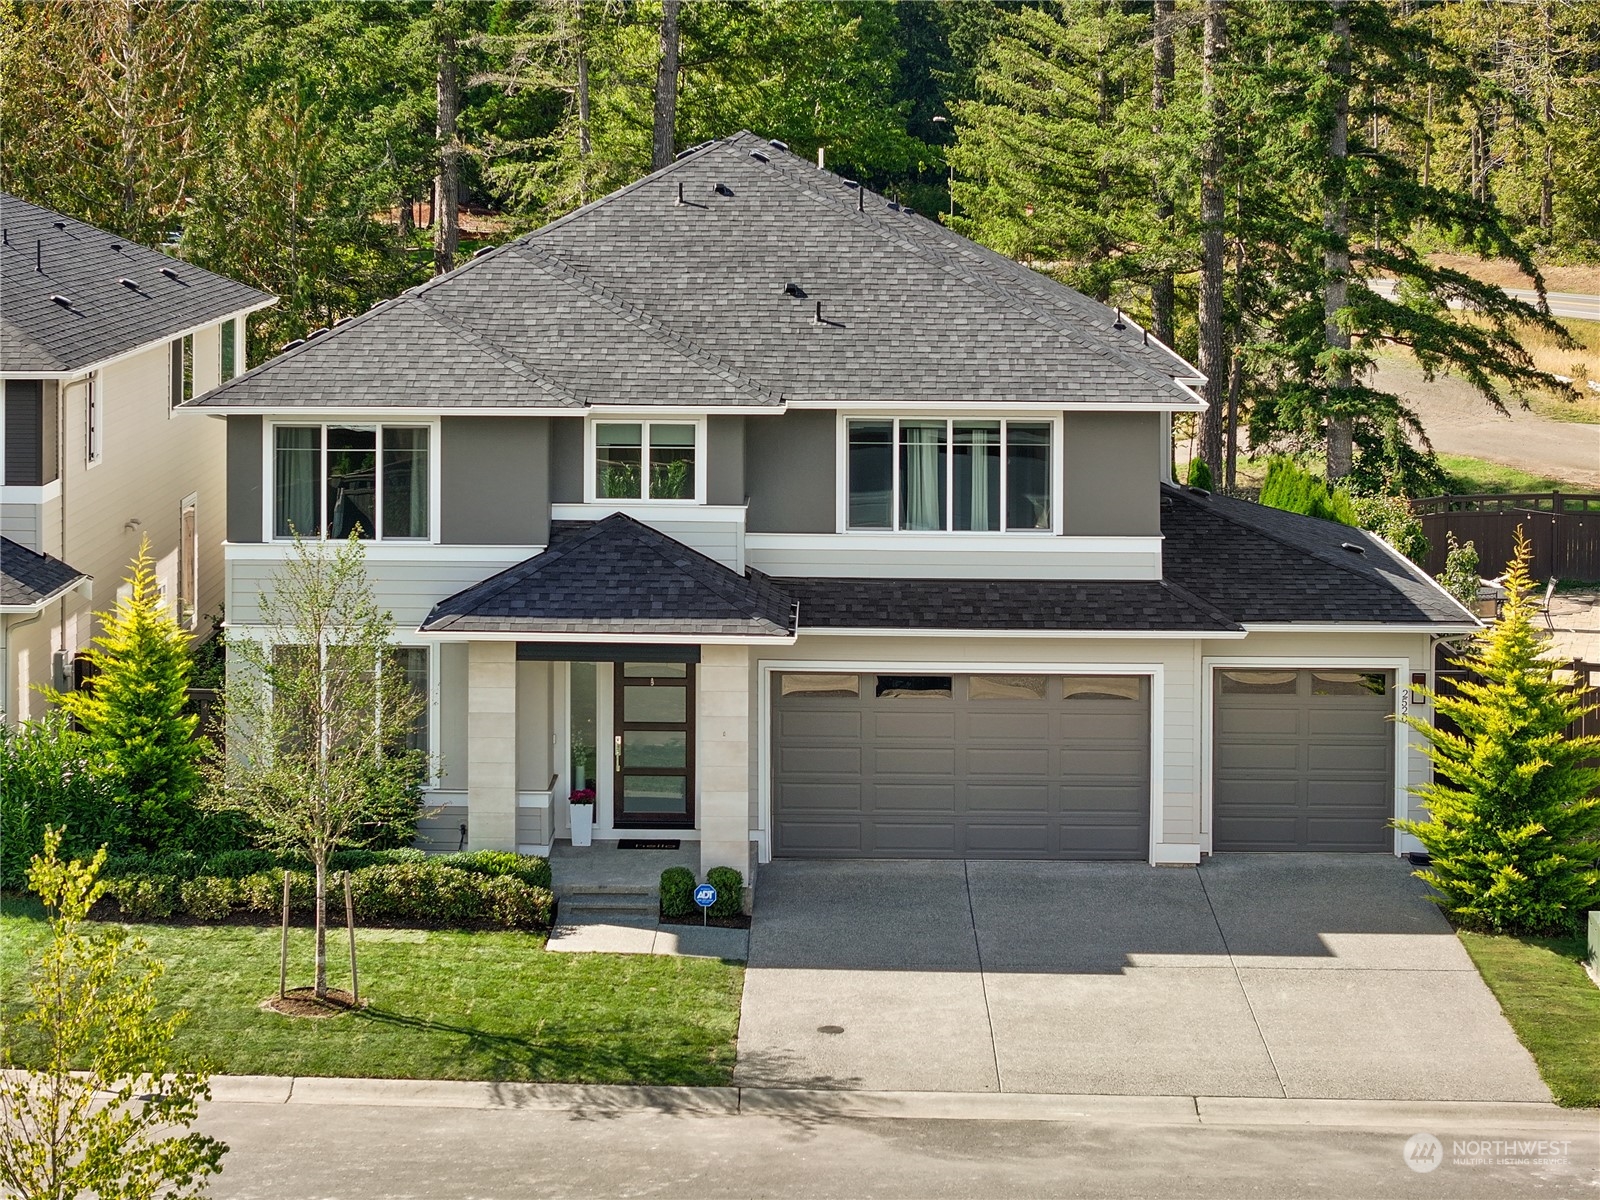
[
  {"x1": 705, "y1": 866, "x2": 744, "y2": 918},
  {"x1": 659, "y1": 866, "x2": 695, "y2": 918},
  {"x1": 447, "y1": 849, "x2": 553, "y2": 890}
]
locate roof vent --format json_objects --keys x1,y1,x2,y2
[
  {"x1": 783, "y1": 282, "x2": 806, "y2": 298},
  {"x1": 50, "y1": 294, "x2": 72, "y2": 308},
  {"x1": 676, "y1": 181, "x2": 685, "y2": 206},
  {"x1": 886, "y1": 201, "x2": 900, "y2": 211},
  {"x1": 712, "y1": 183, "x2": 733, "y2": 197},
  {"x1": 160, "y1": 266, "x2": 179, "y2": 281},
  {"x1": 749, "y1": 150, "x2": 769, "y2": 164},
  {"x1": 769, "y1": 139, "x2": 789, "y2": 151},
  {"x1": 1113, "y1": 307, "x2": 1127, "y2": 331},
  {"x1": 334, "y1": 316, "x2": 351, "y2": 326},
  {"x1": 1340, "y1": 541, "x2": 1367, "y2": 555},
  {"x1": 1186, "y1": 485, "x2": 1211, "y2": 498},
  {"x1": 1, "y1": 228, "x2": 7, "y2": 246},
  {"x1": 308, "y1": 326, "x2": 330, "y2": 339},
  {"x1": 281, "y1": 338, "x2": 304, "y2": 351},
  {"x1": 109, "y1": 242, "x2": 122, "y2": 251},
  {"x1": 52, "y1": 220, "x2": 66, "y2": 230},
  {"x1": 842, "y1": 179, "x2": 860, "y2": 189},
  {"x1": 119, "y1": 277, "x2": 139, "y2": 290}
]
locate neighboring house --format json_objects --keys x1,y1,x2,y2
[
  {"x1": 0, "y1": 193, "x2": 274, "y2": 723},
  {"x1": 185, "y1": 134, "x2": 1474, "y2": 879}
]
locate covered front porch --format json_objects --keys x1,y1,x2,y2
[{"x1": 412, "y1": 513, "x2": 797, "y2": 877}]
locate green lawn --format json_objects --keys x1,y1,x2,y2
[
  {"x1": 1, "y1": 897, "x2": 744, "y2": 1086},
  {"x1": 1458, "y1": 930, "x2": 1600, "y2": 1108},
  {"x1": 1435, "y1": 453, "x2": 1588, "y2": 496}
]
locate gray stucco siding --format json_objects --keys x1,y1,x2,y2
[
  {"x1": 226, "y1": 416, "x2": 263, "y2": 544},
  {"x1": 1061, "y1": 412, "x2": 1162, "y2": 537},
  {"x1": 549, "y1": 416, "x2": 584, "y2": 503},
  {"x1": 707, "y1": 416, "x2": 745, "y2": 506},
  {"x1": 745, "y1": 409, "x2": 836, "y2": 533},
  {"x1": 441, "y1": 416, "x2": 550, "y2": 545}
]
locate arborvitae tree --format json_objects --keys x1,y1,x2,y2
[
  {"x1": 49, "y1": 539, "x2": 204, "y2": 853},
  {"x1": 1400, "y1": 532, "x2": 1600, "y2": 935}
]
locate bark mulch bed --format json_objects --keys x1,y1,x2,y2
[
  {"x1": 658, "y1": 912, "x2": 751, "y2": 930},
  {"x1": 262, "y1": 987, "x2": 368, "y2": 1019}
]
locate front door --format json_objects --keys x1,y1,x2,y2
[{"x1": 613, "y1": 662, "x2": 695, "y2": 828}]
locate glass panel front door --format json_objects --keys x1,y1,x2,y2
[{"x1": 614, "y1": 664, "x2": 694, "y2": 827}]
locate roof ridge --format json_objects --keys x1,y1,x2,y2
[
  {"x1": 734, "y1": 148, "x2": 1202, "y2": 402},
  {"x1": 507, "y1": 242, "x2": 781, "y2": 405},
  {"x1": 612, "y1": 514, "x2": 789, "y2": 625},
  {"x1": 406, "y1": 291, "x2": 581, "y2": 407},
  {"x1": 1156, "y1": 576, "x2": 1245, "y2": 630}
]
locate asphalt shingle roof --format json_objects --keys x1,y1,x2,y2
[
  {"x1": 1160, "y1": 485, "x2": 1474, "y2": 626},
  {"x1": 420, "y1": 514, "x2": 796, "y2": 637},
  {"x1": 1, "y1": 538, "x2": 87, "y2": 609},
  {"x1": 191, "y1": 134, "x2": 1205, "y2": 411},
  {"x1": 1, "y1": 194, "x2": 273, "y2": 374}
]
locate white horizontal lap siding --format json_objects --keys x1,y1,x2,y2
[
  {"x1": 1198, "y1": 628, "x2": 1438, "y2": 856},
  {"x1": 1161, "y1": 651, "x2": 1200, "y2": 845},
  {"x1": 644, "y1": 520, "x2": 742, "y2": 573},
  {"x1": 1, "y1": 504, "x2": 40, "y2": 552},
  {"x1": 224, "y1": 551, "x2": 535, "y2": 628},
  {"x1": 745, "y1": 538, "x2": 1162, "y2": 581}
]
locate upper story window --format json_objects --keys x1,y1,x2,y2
[
  {"x1": 272, "y1": 423, "x2": 431, "y2": 540},
  {"x1": 846, "y1": 417, "x2": 1054, "y2": 532},
  {"x1": 220, "y1": 319, "x2": 238, "y2": 382},
  {"x1": 590, "y1": 419, "x2": 700, "y2": 502},
  {"x1": 170, "y1": 335, "x2": 193, "y2": 409},
  {"x1": 84, "y1": 375, "x2": 101, "y2": 466}
]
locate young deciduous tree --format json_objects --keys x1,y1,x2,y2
[
  {"x1": 0, "y1": 830, "x2": 225, "y2": 1200},
  {"x1": 49, "y1": 537, "x2": 204, "y2": 853},
  {"x1": 1399, "y1": 532, "x2": 1600, "y2": 935},
  {"x1": 212, "y1": 533, "x2": 427, "y2": 999}
]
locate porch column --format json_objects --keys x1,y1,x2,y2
[
  {"x1": 466, "y1": 641, "x2": 517, "y2": 852},
  {"x1": 698, "y1": 644, "x2": 751, "y2": 877}
]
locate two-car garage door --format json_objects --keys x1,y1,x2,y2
[{"x1": 772, "y1": 672, "x2": 1150, "y2": 859}]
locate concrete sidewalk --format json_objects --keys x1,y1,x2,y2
[{"x1": 203, "y1": 1073, "x2": 1596, "y2": 1134}]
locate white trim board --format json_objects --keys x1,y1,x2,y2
[
  {"x1": 1198, "y1": 655, "x2": 1417, "y2": 859},
  {"x1": 754, "y1": 659, "x2": 1170, "y2": 867}
]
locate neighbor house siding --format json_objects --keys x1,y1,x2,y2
[
  {"x1": 744, "y1": 409, "x2": 835, "y2": 533},
  {"x1": 1061, "y1": 411, "x2": 1162, "y2": 537},
  {"x1": 441, "y1": 415, "x2": 550, "y2": 545}
]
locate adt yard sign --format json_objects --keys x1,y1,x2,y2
[{"x1": 694, "y1": 884, "x2": 717, "y2": 909}]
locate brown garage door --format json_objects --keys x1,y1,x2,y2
[
  {"x1": 772, "y1": 672, "x2": 1150, "y2": 859},
  {"x1": 1212, "y1": 668, "x2": 1394, "y2": 852}
]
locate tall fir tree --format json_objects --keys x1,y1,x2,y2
[{"x1": 49, "y1": 539, "x2": 204, "y2": 853}]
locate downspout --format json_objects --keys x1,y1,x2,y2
[
  {"x1": 1, "y1": 608, "x2": 45, "y2": 722},
  {"x1": 57, "y1": 379, "x2": 69, "y2": 689}
]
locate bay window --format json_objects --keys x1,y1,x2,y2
[
  {"x1": 272, "y1": 424, "x2": 430, "y2": 540},
  {"x1": 592, "y1": 420, "x2": 699, "y2": 501},
  {"x1": 846, "y1": 417, "x2": 1054, "y2": 532}
]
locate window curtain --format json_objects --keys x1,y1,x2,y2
[
  {"x1": 954, "y1": 422, "x2": 1000, "y2": 531},
  {"x1": 899, "y1": 421, "x2": 946, "y2": 531},
  {"x1": 382, "y1": 428, "x2": 428, "y2": 538},
  {"x1": 274, "y1": 427, "x2": 319, "y2": 537}
]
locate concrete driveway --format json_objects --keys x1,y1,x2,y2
[{"x1": 734, "y1": 856, "x2": 1551, "y2": 1101}]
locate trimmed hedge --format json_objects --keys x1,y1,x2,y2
[
  {"x1": 94, "y1": 857, "x2": 553, "y2": 930},
  {"x1": 659, "y1": 866, "x2": 695, "y2": 918},
  {"x1": 705, "y1": 866, "x2": 744, "y2": 918}
]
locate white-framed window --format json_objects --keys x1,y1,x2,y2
[
  {"x1": 220, "y1": 318, "x2": 239, "y2": 382},
  {"x1": 84, "y1": 374, "x2": 101, "y2": 466},
  {"x1": 169, "y1": 335, "x2": 193, "y2": 410},
  {"x1": 177, "y1": 493, "x2": 198, "y2": 629},
  {"x1": 586, "y1": 418, "x2": 704, "y2": 503},
  {"x1": 843, "y1": 416, "x2": 1057, "y2": 533},
  {"x1": 269, "y1": 422, "x2": 433, "y2": 541},
  {"x1": 269, "y1": 641, "x2": 432, "y2": 755}
]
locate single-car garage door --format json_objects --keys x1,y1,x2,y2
[
  {"x1": 773, "y1": 672, "x2": 1150, "y2": 859},
  {"x1": 1212, "y1": 668, "x2": 1394, "y2": 852}
]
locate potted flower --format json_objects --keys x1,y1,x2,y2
[{"x1": 569, "y1": 788, "x2": 596, "y2": 847}]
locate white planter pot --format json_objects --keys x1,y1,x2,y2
[{"x1": 570, "y1": 803, "x2": 594, "y2": 848}]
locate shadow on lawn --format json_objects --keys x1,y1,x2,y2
[{"x1": 353, "y1": 1005, "x2": 733, "y2": 1089}]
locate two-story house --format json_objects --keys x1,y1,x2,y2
[
  {"x1": 1, "y1": 194, "x2": 274, "y2": 722},
  {"x1": 185, "y1": 134, "x2": 1473, "y2": 881}
]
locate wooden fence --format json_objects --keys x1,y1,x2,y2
[
  {"x1": 1434, "y1": 645, "x2": 1600, "y2": 761},
  {"x1": 1411, "y1": 492, "x2": 1600, "y2": 581}
]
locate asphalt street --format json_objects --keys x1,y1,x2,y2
[{"x1": 193, "y1": 1095, "x2": 1598, "y2": 1199}]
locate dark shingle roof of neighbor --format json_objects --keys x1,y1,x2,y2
[
  {"x1": 191, "y1": 133, "x2": 1204, "y2": 411},
  {"x1": 1, "y1": 538, "x2": 87, "y2": 609},
  {"x1": 0, "y1": 194, "x2": 274, "y2": 374},
  {"x1": 1159, "y1": 485, "x2": 1474, "y2": 626},
  {"x1": 420, "y1": 514, "x2": 796, "y2": 638}
]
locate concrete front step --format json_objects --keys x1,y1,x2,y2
[
  {"x1": 551, "y1": 882, "x2": 657, "y2": 901},
  {"x1": 558, "y1": 894, "x2": 659, "y2": 923}
]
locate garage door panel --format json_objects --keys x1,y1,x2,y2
[
  {"x1": 874, "y1": 712, "x2": 956, "y2": 740},
  {"x1": 1214, "y1": 669, "x2": 1393, "y2": 853},
  {"x1": 773, "y1": 671, "x2": 1149, "y2": 860}
]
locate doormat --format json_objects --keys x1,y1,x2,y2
[{"x1": 619, "y1": 839, "x2": 681, "y2": 850}]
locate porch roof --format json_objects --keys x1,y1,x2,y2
[
  {"x1": 1, "y1": 538, "x2": 88, "y2": 612},
  {"x1": 418, "y1": 514, "x2": 796, "y2": 640}
]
